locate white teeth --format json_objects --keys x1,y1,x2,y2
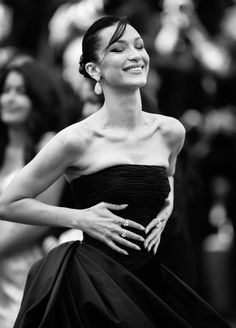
[{"x1": 126, "y1": 67, "x2": 143, "y2": 72}]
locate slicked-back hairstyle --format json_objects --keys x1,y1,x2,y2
[{"x1": 79, "y1": 15, "x2": 128, "y2": 79}]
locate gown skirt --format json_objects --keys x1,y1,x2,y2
[{"x1": 13, "y1": 165, "x2": 231, "y2": 328}]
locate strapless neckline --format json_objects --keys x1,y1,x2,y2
[{"x1": 70, "y1": 164, "x2": 167, "y2": 185}]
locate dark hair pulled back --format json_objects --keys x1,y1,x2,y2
[{"x1": 79, "y1": 15, "x2": 128, "y2": 79}]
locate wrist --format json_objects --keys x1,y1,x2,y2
[
  {"x1": 163, "y1": 199, "x2": 173, "y2": 213},
  {"x1": 66, "y1": 208, "x2": 86, "y2": 231}
]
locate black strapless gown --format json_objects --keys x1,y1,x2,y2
[{"x1": 14, "y1": 165, "x2": 230, "y2": 328}]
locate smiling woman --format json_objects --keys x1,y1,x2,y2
[
  {"x1": 0, "y1": 60, "x2": 66, "y2": 328},
  {"x1": 83, "y1": 19, "x2": 149, "y2": 92},
  {"x1": 0, "y1": 71, "x2": 32, "y2": 125},
  {"x1": 0, "y1": 15, "x2": 231, "y2": 328}
]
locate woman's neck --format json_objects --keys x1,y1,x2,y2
[
  {"x1": 7, "y1": 125, "x2": 29, "y2": 148},
  {"x1": 101, "y1": 88, "x2": 143, "y2": 130}
]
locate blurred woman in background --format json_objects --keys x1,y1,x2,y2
[{"x1": 0, "y1": 59, "x2": 65, "y2": 328}]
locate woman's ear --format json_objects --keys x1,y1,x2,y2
[{"x1": 85, "y1": 62, "x2": 101, "y2": 81}]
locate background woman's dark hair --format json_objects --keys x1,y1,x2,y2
[
  {"x1": 79, "y1": 15, "x2": 128, "y2": 79},
  {"x1": 0, "y1": 60, "x2": 61, "y2": 166}
]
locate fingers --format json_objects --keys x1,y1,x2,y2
[
  {"x1": 129, "y1": 220, "x2": 146, "y2": 231},
  {"x1": 103, "y1": 203, "x2": 145, "y2": 231},
  {"x1": 145, "y1": 235, "x2": 160, "y2": 254},
  {"x1": 106, "y1": 239, "x2": 129, "y2": 255},
  {"x1": 153, "y1": 240, "x2": 160, "y2": 254},
  {"x1": 100, "y1": 220, "x2": 145, "y2": 253},
  {"x1": 103, "y1": 232, "x2": 142, "y2": 255},
  {"x1": 113, "y1": 215, "x2": 145, "y2": 231},
  {"x1": 144, "y1": 232, "x2": 161, "y2": 253},
  {"x1": 123, "y1": 229, "x2": 145, "y2": 242},
  {"x1": 104, "y1": 203, "x2": 145, "y2": 230},
  {"x1": 103, "y1": 223, "x2": 145, "y2": 252},
  {"x1": 94, "y1": 202, "x2": 148, "y2": 254},
  {"x1": 104, "y1": 202, "x2": 128, "y2": 210},
  {"x1": 112, "y1": 223, "x2": 145, "y2": 247},
  {"x1": 145, "y1": 216, "x2": 164, "y2": 234},
  {"x1": 119, "y1": 227, "x2": 145, "y2": 242},
  {"x1": 145, "y1": 218, "x2": 158, "y2": 234},
  {"x1": 144, "y1": 227, "x2": 159, "y2": 248},
  {"x1": 113, "y1": 234, "x2": 141, "y2": 251},
  {"x1": 144, "y1": 220, "x2": 165, "y2": 252}
]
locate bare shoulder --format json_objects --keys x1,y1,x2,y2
[
  {"x1": 157, "y1": 114, "x2": 185, "y2": 145},
  {"x1": 54, "y1": 118, "x2": 94, "y2": 155},
  {"x1": 144, "y1": 112, "x2": 185, "y2": 157}
]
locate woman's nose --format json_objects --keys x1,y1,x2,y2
[{"x1": 128, "y1": 47, "x2": 142, "y2": 60}]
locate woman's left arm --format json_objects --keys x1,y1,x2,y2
[
  {"x1": 0, "y1": 132, "x2": 66, "y2": 259},
  {"x1": 144, "y1": 118, "x2": 185, "y2": 253}
]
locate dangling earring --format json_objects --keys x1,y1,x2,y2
[{"x1": 94, "y1": 81, "x2": 102, "y2": 95}]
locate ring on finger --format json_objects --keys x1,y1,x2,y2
[
  {"x1": 121, "y1": 230, "x2": 127, "y2": 238},
  {"x1": 123, "y1": 219, "x2": 129, "y2": 227}
]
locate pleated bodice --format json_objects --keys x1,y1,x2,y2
[{"x1": 70, "y1": 164, "x2": 170, "y2": 270}]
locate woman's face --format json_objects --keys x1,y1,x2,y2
[
  {"x1": 0, "y1": 71, "x2": 32, "y2": 126},
  {"x1": 98, "y1": 24, "x2": 150, "y2": 91}
]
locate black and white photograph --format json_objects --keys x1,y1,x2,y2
[{"x1": 0, "y1": 0, "x2": 235, "y2": 327}]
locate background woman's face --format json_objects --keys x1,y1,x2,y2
[
  {"x1": 0, "y1": 71, "x2": 32, "y2": 126},
  {"x1": 98, "y1": 24, "x2": 150, "y2": 91}
]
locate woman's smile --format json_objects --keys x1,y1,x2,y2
[
  {"x1": 98, "y1": 24, "x2": 149, "y2": 89},
  {"x1": 123, "y1": 64, "x2": 145, "y2": 73}
]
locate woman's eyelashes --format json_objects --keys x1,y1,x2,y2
[
  {"x1": 136, "y1": 41, "x2": 145, "y2": 49},
  {"x1": 109, "y1": 41, "x2": 145, "y2": 53},
  {"x1": 110, "y1": 47, "x2": 125, "y2": 53}
]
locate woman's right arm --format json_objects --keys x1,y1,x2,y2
[{"x1": 0, "y1": 129, "x2": 145, "y2": 255}]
